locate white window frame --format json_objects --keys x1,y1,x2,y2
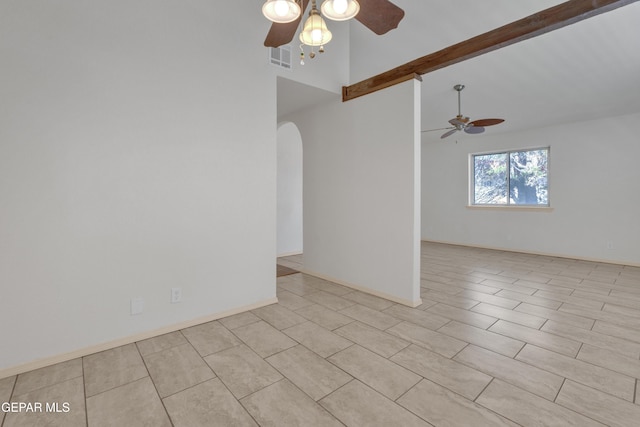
[{"x1": 469, "y1": 147, "x2": 550, "y2": 209}]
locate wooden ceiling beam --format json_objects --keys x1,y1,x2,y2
[{"x1": 342, "y1": 0, "x2": 639, "y2": 101}]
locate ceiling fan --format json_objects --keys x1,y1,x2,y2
[
  {"x1": 424, "y1": 84, "x2": 505, "y2": 139},
  {"x1": 263, "y1": 0, "x2": 404, "y2": 49}
]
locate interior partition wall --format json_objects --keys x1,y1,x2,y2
[{"x1": 284, "y1": 78, "x2": 422, "y2": 306}]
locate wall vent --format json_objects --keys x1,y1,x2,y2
[{"x1": 269, "y1": 45, "x2": 292, "y2": 70}]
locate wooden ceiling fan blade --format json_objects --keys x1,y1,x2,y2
[
  {"x1": 264, "y1": 0, "x2": 309, "y2": 47},
  {"x1": 355, "y1": 0, "x2": 405, "y2": 35},
  {"x1": 264, "y1": 21, "x2": 299, "y2": 47},
  {"x1": 470, "y1": 118, "x2": 504, "y2": 127},
  {"x1": 464, "y1": 126, "x2": 485, "y2": 135},
  {"x1": 441, "y1": 129, "x2": 458, "y2": 139}
]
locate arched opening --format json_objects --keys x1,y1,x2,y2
[{"x1": 276, "y1": 121, "x2": 303, "y2": 257}]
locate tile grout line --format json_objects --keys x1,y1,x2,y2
[
  {"x1": 3, "y1": 373, "x2": 18, "y2": 427},
  {"x1": 514, "y1": 343, "x2": 639, "y2": 403},
  {"x1": 206, "y1": 356, "x2": 263, "y2": 427},
  {"x1": 553, "y1": 377, "x2": 567, "y2": 403},
  {"x1": 309, "y1": 378, "x2": 352, "y2": 426},
  {"x1": 553, "y1": 381, "x2": 622, "y2": 427},
  {"x1": 470, "y1": 378, "x2": 527, "y2": 427},
  {"x1": 449, "y1": 342, "x2": 471, "y2": 360},
  {"x1": 134, "y1": 339, "x2": 175, "y2": 427},
  {"x1": 472, "y1": 376, "x2": 496, "y2": 403},
  {"x1": 81, "y1": 357, "x2": 88, "y2": 427}
]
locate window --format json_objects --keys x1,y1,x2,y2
[{"x1": 472, "y1": 148, "x2": 549, "y2": 206}]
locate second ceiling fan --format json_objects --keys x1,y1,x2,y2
[{"x1": 429, "y1": 84, "x2": 505, "y2": 139}]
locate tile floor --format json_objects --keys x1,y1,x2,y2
[{"x1": 2, "y1": 242, "x2": 640, "y2": 426}]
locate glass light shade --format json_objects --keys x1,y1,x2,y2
[
  {"x1": 321, "y1": 0, "x2": 360, "y2": 21},
  {"x1": 262, "y1": 0, "x2": 301, "y2": 23},
  {"x1": 299, "y1": 10, "x2": 332, "y2": 46}
]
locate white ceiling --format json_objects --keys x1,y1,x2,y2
[{"x1": 278, "y1": 0, "x2": 640, "y2": 139}]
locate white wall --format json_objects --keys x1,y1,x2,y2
[
  {"x1": 285, "y1": 79, "x2": 422, "y2": 306},
  {"x1": 0, "y1": 1, "x2": 280, "y2": 373},
  {"x1": 272, "y1": 19, "x2": 350, "y2": 94},
  {"x1": 348, "y1": 1, "x2": 563, "y2": 84},
  {"x1": 277, "y1": 122, "x2": 303, "y2": 256},
  {"x1": 422, "y1": 112, "x2": 640, "y2": 266}
]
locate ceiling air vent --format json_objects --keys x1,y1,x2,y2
[{"x1": 269, "y1": 45, "x2": 292, "y2": 70}]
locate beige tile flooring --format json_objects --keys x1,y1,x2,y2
[{"x1": 2, "y1": 242, "x2": 640, "y2": 426}]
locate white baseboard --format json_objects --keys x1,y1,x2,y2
[
  {"x1": 277, "y1": 251, "x2": 303, "y2": 258},
  {"x1": 421, "y1": 239, "x2": 640, "y2": 268},
  {"x1": 0, "y1": 297, "x2": 278, "y2": 380},
  {"x1": 299, "y1": 268, "x2": 422, "y2": 308}
]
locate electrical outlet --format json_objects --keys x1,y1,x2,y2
[
  {"x1": 131, "y1": 298, "x2": 144, "y2": 315},
  {"x1": 171, "y1": 287, "x2": 182, "y2": 304}
]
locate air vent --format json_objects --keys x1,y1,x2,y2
[{"x1": 269, "y1": 45, "x2": 292, "y2": 70}]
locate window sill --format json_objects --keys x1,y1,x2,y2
[{"x1": 467, "y1": 205, "x2": 554, "y2": 212}]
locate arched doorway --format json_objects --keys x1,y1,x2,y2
[{"x1": 276, "y1": 121, "x2": 303, "y2": 257}]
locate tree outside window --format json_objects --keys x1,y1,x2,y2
[{"x1": 473, "y1": 148, "x2": 548, "y2": 206}]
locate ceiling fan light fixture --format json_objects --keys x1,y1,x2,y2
[
  {"x1": 465, "y1": 125, "x2": 485, "y2": 134},
  {"x1": 299, "y1": 8, "x2": 332, "y2": 46},
  {"x1": 262, "y1": 0, "x2": 301, "y2": 24},
  {"x1": 321, "y1": 0, "x2": 360, "y2": 21}
]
